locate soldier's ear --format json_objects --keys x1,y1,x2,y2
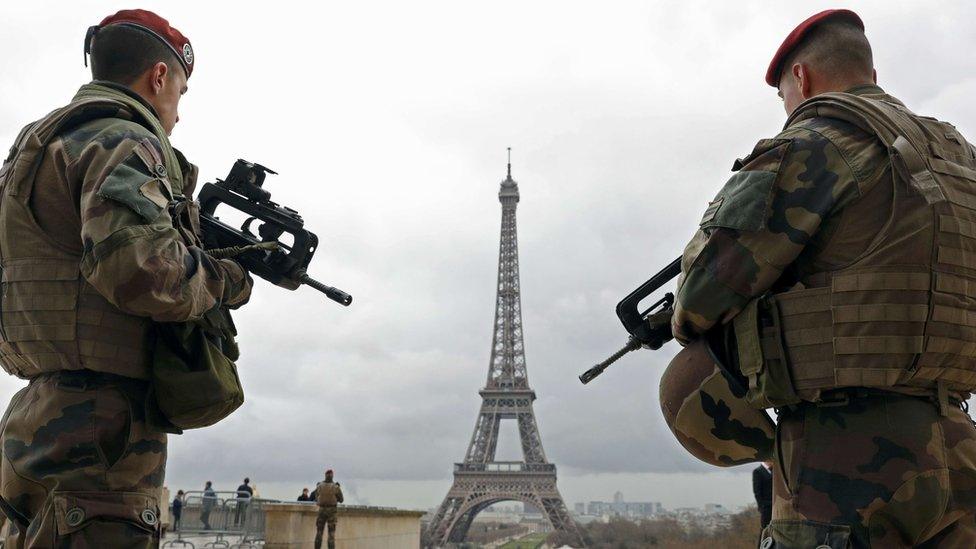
[
  {"x1": 149, "y1": 62, "x2": 169, "y2": 94},
  {"x1": 872, "y1": 68, "x2": 877, "y2": 84},
  {"x1": 792, "y1": 63, "x2": 812, "y2": 100}
]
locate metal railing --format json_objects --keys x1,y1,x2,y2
[{"x1": 163, "y1": 491, "x2": 276, "y2": 549}]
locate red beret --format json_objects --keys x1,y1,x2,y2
[
  {"x1": 326, "y1": 469, "x2": 334, "y2": 475},
  {"x1": 86, "y1": 9, "x2": 194, "y2": 78},
  {"x1": 765, "y1": 9, "x2": 863, "y2": 87}
]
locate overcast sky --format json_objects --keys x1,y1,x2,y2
[{"x1": 2, "y1": 0, "x2": 976, "y2": 512}]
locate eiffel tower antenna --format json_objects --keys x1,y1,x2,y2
[{"x1": 424, "y1": 151, "x2": 583, "y2": 547}]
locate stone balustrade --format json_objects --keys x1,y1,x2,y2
[{"x1": 264, "y1": 503, "x2": 425, "y2": 548}]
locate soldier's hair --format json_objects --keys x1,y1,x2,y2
[
  {"x1": 782, "y1": 20, "x2": 873, "y2": 82},
  {"x1": 89, "y1": 24, "x2": 181, "y2": 85}
]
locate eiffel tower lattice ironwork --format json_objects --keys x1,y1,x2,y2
[{"x1": 424, "y1": 151, "x2": 584, "y2": 547}]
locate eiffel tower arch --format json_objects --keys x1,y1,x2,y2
[{"x1": 424, "y1": 151, "x2": 584, "y2": 547}]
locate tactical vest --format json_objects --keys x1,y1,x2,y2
[
  {"x1": 0, "y1": 85, "x2": 182, "y2": 380},
  {"x1": 316, "y1": 482, "x2": 339, "y2": 506},
  {"x1": 736, "y1": 92, "x2": 976, "y2": 404}
]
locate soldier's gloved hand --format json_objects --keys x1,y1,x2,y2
[
  {"x1": 670, "y1": 317, "x2": 694, "y2": 347},
  {"x1": 646, "y1": 310, "x2": 673, "y2": 331},
  {"x1": 637, "y1": 309, "x2": 675, "y2": 349}
]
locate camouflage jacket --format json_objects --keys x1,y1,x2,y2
[
  {"x1": 75, "y1": 83, "x2": 251, "y2": 321},
  {"x1": 60, "y1": 83, "x2": 251, "y2": 320},
  {"x1": 672, "y1": 84, "x2": 895, "y2": 343}
]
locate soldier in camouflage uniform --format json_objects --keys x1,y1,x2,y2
[
  {"x1": 0, "y1": 10, "x2": 251, "y2": 547},
  {"x1": 313, "y1": 469, "x2": 343, "y2": 549},
  {"x1": 666, "y1": 9, "x2": 976, "y2": 548}
]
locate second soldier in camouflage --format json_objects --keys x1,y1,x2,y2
[{"x1": 664, "y1": 9, "x2": 976, "y2": 548}]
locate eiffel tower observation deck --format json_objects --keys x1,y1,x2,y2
[{"x1": 424, "y1": 150, "x2": 583, "y2": 547}]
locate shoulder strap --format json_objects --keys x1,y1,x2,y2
[
  {"x1": 5, "y1": 87, "x2": 187, "y2": 203},
  {"x1": 786, "y1": 92, "x2": 945, "y2": 204},
  {"x1": 74, "y1": 84, "x2": 183, "y2": 190}
]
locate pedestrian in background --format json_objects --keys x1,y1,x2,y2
[
  {"x1": 201, "y1": 481, "x2": 217, "y2": 530},
  {"x1": 314, "y1": 469, "x2": 344, "y2": 549},
  {"x1": 172, "y1": 490, "x2": 184, "y2": 531},
  {"x1": 234, "y1": 477, "x2": 254, "y2": 526}
]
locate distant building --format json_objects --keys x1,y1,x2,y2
[
  {"x1": 575, "y1": 495, "x2": 735, "y2": 523},
  {"x1": 672, "y1": 505, "x2": 733, "y2": 534},
  {"x1": 520, "y1": 514, "x2": 553, "y2": 533},
  {"x1": 580, "y1": 496, "x2": 662, "y2": 519},
  {"x1": 574, "y1": 514, "x2": 604, "y2": 525},
  {"x1": 704, "y1": 503, "x2": 729, "y2": 515}
]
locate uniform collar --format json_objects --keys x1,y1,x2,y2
[
  {"x1": 73, "y1": 80, "x2": 185, "y2": 193},
  {"x1": 86, "y1": 80, "x2": 161, "y2": 119},
  {"x1": 845, "y1": 84, "x2": 885, "y2": 97},
  {"x1": 843, "y1": 83, "x2": 906, "y2": 107}
]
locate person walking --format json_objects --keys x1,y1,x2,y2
[{"x1": 201, "y1": 481, "x2": 217, "y2": 530}]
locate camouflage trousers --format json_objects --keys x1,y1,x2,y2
[
  {"x1": 762, "y1": 392, "x2": 976, "y2": 548},
  {"x1": 0, "y1": 372, "x2": 167, "y2": 547},
  {"x1": 314, "y1": 505, "x2": 337, "y2": 549}
]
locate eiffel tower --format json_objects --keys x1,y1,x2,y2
[{"x1": 424, "y1": 150, "x2": 583, "y2": 547}]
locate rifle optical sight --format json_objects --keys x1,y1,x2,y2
[{"x1": 218, "y1": 159, "x2": 277, "y2": 203}]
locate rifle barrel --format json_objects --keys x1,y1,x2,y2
[
  {"x1": 579, "y1": 337, "x2": 641, "y2": 384},
  {"x1": 300, "y1": 274, "x2": 353, "y2": 306}
]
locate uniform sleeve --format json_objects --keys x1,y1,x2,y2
[
  {"x1": 671, "y1": 127, "x2": 863, "y2": 344},
  {"x1": 336, "y1": 486, "x2": 344, "y2": 503},
  {"x1": 66, "y1": 123, "x2": 252, "y2": 322}
]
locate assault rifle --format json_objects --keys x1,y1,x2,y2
[
  {"x1": 579, "y1": 257, "x2": 681, "y2": 384},
  {"x1": 198, "y1": 159, "x2": 353, "y2": 306}
]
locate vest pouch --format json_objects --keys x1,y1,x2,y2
[
  {"x1": 148, "y1": 308, "x2": 244, "y2": 432},
  {"x1": 734, "y1": 296, "x2": 801, "y2": 409},
  {"x1": 316, "y1": 484, "x2": 338, "y2": 506}
]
